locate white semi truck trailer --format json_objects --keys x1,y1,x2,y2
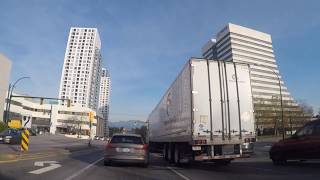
[{"x1": 148, "y1": 58, "x2": 255, "y2": 164}]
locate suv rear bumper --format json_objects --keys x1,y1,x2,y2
[{"x1": 104, "y1": 155, "x2": 147, "y2": 163}]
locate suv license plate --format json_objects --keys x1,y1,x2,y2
[
  {"x1": 117, "y1": 148, "x2": 130, "y2": 152},
  {"x1": 122, "y1": 148, "x2": 130, "y2": 152}
]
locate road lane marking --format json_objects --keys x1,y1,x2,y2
[
  {"x1": 239, "y1": 165, "x2": 285, "y2": 174},
  {"x1": 167, "y1": 166, "x2": 191, "y2": 180},
  {"x1": 29, "y1": 161, "x2": 62, "y2": 174},
  {"x1": 64, "y1": 157, "x2": 104, "y2": 180}
]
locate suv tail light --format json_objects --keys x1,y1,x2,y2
[
  {"x1": 134, "y1": 144, "x2": 148, "y2": 151},
  {"x1": 142, "y1": 144, "x2": 148, "y2": 150},
  {"x1": 106, "y1": 143, "x2": 115, "y2": 149}
]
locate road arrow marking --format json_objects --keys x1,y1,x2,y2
[{"x1": 29, "y1": 161, "x2": 61, "y2": 174}]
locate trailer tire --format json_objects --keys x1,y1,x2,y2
[
  {"x1": 103, "y1": 160, "x2": 110, "y2": 166},
  {"x1": 163, "y1": 144, "x2": 168, "y2": 160},
  {"x1": 174, "y1": 145, "x2": 180, "y2": 164},
  {"x1": 168, "y1": 143, "x2": 175, "y2": 163}
]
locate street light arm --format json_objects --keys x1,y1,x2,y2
[
  {"x1": 6, "y1": 76, "x2": 30, "y2": 124},
  {"x1": 11, "y1": 76, "x2": 30, "y2": 90}
]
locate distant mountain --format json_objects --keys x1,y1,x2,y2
[{"x1": 109, "y1": 120, "x2": 146, "y2": 129}]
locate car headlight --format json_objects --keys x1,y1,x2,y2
[{"x1": 5, "y1": 136, "x2": 12, "y2": 139}]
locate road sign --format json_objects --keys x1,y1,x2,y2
[
  {"x1": 22, "y1": 116, "x2": 32, "y2": 128},
  {"x1": 49, "y1": 100, "x2": 59, "y2": 105},
  {"x1": 29, "y1": 161, "x2": 61, "y2": 174},
  {"x1": 21, "y1": 129, "x2": 30, "y2": 151},
  {"x1": 8, "y1": 119, "x2": 22, "y2": 129}
]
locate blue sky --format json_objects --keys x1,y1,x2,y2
[{"x1": 0, "y1": 0, "x2": 319, "y2": 121}]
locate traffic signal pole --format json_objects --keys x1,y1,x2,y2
[
  {"x1": 88, "y1": 121, "x2": 92, "y2": 147},
  {"x1": 88, "y1": 112, "x2": 94, "y2": 147}
]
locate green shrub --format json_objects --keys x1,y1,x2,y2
[{"x1": 0, "y1": 121, "x2": 8, "y2": 133}]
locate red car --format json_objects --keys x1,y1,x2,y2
[{"x1": 270, "y1": 119, "x2": 320, "y2": 165}]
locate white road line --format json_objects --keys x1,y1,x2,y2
[
  {"x1": 64, "y1": 157, "x2": 104, "y2": 180},
  {"x1": 240, "y1": 165, "x2": 284, "y2": 174},
  {"x1": 167, "y1": 166, "x2": 191, "y2": 180}
]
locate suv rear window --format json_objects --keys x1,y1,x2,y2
[{"x1": 110, "y1": 136, "x2": 143, "y2": 144}]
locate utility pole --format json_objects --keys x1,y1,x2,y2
[
  {"x1": 49, "y1": 104, "x2": 53, "y2": 135},
  {"x1": 278, "y1": 75, "x2": 285, "y2": 140},
  {"x1": 290, "y1": 116, "x2": 293, "y2": 136}
]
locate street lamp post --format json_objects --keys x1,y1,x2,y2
[
  {"x1": 4, "y1": 84, "x2": 12, "y2": 124},
  {"x1": 49, "y1": 104, "x2": 53, "y2": 135},
  {"x1": 5, "y1": 76, "x2": 30, "y2": 124},
  {"x1": 252, "y1": 63, "x2": 285, "y2": 140}
]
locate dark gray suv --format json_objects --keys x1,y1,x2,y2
[
  {"x1": 104, "y1": 134, "x2": 149, "y2": 167},
  {"x1": 0, "y1": 128, "x2": 22, "y2": 144}
]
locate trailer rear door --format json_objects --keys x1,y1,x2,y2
[{"x1": 191, "y1": 61, "x2": 211, "y2": 137}]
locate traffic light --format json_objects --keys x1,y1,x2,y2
[
  {"x1": 89, "y1": 112, "x2": 94, "y2": 123},
  {"x1": 67, "y1": 99, "x2": 71, "y2": 107},
  {"x1": 40, "y1": 98, "x2": 44, "y2": 105}
]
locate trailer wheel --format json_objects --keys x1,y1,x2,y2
[
  {"x1": 174, "y1": 145, "x2": 180, "y2": 164},
  {"x1": 168, "y1": 143, "x2": 175, "y2": 163},
  {"x1": 163, "y1": 144, "x2": 168, "y2": 160}
]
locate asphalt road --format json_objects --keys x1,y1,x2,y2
[
  {"x1": 1, "y1": 141, "x2": 320, "y2": 180},
  {"x1": 0, "y1": 134, "x2": 91, "y2": 153}
]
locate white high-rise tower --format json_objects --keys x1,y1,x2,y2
[
  {"x1": 98, "y1": 68, "x2": 111, "y2": 137},
  {"x1": 59, "y1": 27, "x2": 102, "y2": 110},
  {"x1": 203, "y1": 23, "x2": 293, "y2": 102},
  {"x1": 202, "y1": 23, "x2": 307, "y2": 130}
]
